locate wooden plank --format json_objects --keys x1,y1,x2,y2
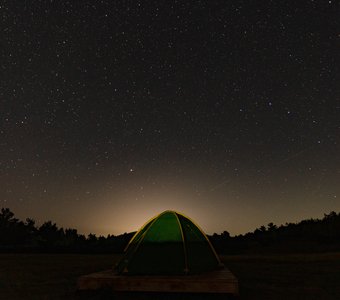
[{"x1": 77, "y1": 268, "x2": 238, "y2": 295}]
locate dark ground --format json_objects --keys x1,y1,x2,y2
[{"x1": 1, "y1": 253, "x2": 340, "y2": 299}]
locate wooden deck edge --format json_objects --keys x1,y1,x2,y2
[{"x1": 77, "y1": 268, "x2": 239, "y2": 295}]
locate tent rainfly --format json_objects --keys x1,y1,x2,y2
[{"x1": 115, "y1": 210, "x2": 223, "y2": 275}]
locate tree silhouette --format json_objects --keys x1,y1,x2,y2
[{"x1": 1, "y1": 207, "x2": 340, "y2": 254}]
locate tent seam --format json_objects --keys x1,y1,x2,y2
[{"x1": 174, "y1": 212, "x2": 189, "y2": 274}]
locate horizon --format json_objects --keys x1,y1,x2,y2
[{"x1": 3, "y1": 206, "x2": 337, "y2": 238}]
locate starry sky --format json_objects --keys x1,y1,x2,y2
[{"x1": 1, "y1": 1, "x2": 339, "y2": 236}]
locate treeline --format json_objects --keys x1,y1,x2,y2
[
  {"x1": 0, "y1": 208, "x2": 134, "y2": 253},
  {"x1": 210, "y1": 211, "x2": 340, "y2": 254},
  {"x1": 1, "y1": 208, "x2": 340, "y2": 254}
]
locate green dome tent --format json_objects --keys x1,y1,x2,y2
[{"x1": 115, "y1": 210, "x2": 223, "y2": 275}]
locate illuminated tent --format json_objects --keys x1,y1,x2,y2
[{"x1": 115, "y1": 210, "x2": 222, "y2": 275}]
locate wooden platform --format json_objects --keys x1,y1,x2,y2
[{"x1": 77, "y1": 268, "x2": 238, "y2": 295}]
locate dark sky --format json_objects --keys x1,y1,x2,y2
[{"x1": 1, "y1": 1, "x2": 339, "y2": 236}]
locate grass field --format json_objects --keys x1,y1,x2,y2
[
  {"x1": 224, "y1": 253, "x2": 340, "y2": 300},
  {"x1": 1, "y1": 252, "x2": 340, "y2": 299}
]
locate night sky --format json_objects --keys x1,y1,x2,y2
[{"x1": 1, "y1": 1, "x2": 339, "y2": 236}]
